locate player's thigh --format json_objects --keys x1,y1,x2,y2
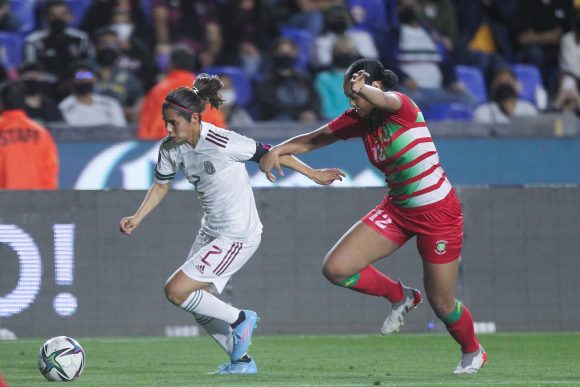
[{"x1": 323, "y1": 221, "x2": 403, "y2": 277}]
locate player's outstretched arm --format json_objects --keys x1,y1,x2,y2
[
  {"x1": 119, "y1": 182, "x2": 170, "y2": 235},
  {"x1": 278, "y1": 155, "x2": 345, "y2": 185},
  {"x1": 260, "y1": 125, "x2": 338, "y2": 182}
]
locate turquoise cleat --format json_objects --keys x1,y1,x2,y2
[
  {"x1": 231, "y1": 310, "x2": 259, "y2": 361},
  {"x1": 210, "y1": 359, "x2": 258, "y2": 375}
]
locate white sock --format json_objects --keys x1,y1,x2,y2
[
  {"x1": 179, "y1": 289, "x2": 240, "y2": 324},
  {"x1": 195, "y1": 314, "x2": 233, "y2": 355}
]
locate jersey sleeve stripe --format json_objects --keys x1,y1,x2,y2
[
  {"x1": 206, "y1": 137, "x2": 226, "y2": 148},
  {"x1": 155, "y1": 170, "x2": 176, "y2": 180},
  {"x1": 208, "y1": 129, "x2": 229, "y2": 140},
  {"x1": 207, "y1": 131, "x2": 228, "y2": 144}
]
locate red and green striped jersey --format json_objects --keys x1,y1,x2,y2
[{"x1": 328, "y1": 92, "x2": 452, "y2": 210}]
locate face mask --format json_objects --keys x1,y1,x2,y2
[
  {"x1": 328, "y1": 19, "x2": 348, "y2": 34},
  {"x1": 492, "y1": 84, "x2": 516, "y2": 103},
  {"x1": 73, "y1": 83, "x2": 94, "y2": 96},
  {"x1": 111, "y1": 23, "x2": 133, "y2": 41},
  {"x1": 273, "y1": 54, "x2": 296, "y2": 70},
  {"x1": 48, "y1": 19, "x2": 67, "y2": 34},
  {"x1": 97, "y1": 48, "x2": 119, "y2": 67},
  {"x1": 399, "y1": 8, "x2": 419, "y2": 24},
  {"x1": 23, "y1": 80, "x2": 45, "y2": 96},
  {"x1": 221, "y1": 89, "x2": 236, "y2": 107},
  {"x1": 333, "y1": 53, "x2": 357, "y2": 69}
]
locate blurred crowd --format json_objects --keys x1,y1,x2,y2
[{"x1": 0, "y1": 0, "x2": 579, "y2": 135}]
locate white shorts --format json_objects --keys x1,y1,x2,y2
[{"x1": 180, "y1": 231, "x2": 261, "y2": 294}]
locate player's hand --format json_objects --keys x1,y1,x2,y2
[
  {"x1": 260, "y1": 148, "x2": 284, "y2": 183},
  {"x1": 311, "y1": 168, "x2": 346, "y2": 185},
  {"x1": 350, "y1": 70, "x2": 369, "y2": 94},
  {"x1": 119, "y1": 216, "x2": 141, "y2": 235}
]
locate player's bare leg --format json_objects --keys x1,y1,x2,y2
[
  {"x1": 322, "y1": 221, "x2": 422, "y2": 333},
  {"x1": 423, "y1": 259, "x2": 486, "y2": 374}
]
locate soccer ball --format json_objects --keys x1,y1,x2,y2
[{"x1": 38, "y1": 336, "x2": 85, "y2": 381}]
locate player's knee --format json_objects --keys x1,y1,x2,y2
[
  {"x1": 164, "y1": 282, "x2": 186, "y2": 305},
  {"x1": 428, "y1": 295, "x2": 455, "y2": 318},
  {"x1": 321, "y1": 261, "x2": 347, "y2": 285}
]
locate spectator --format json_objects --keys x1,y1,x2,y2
[
  {"x1": 453, "y1": 0, "x2": 515, "y2": 80},
  {"x1": 396, "y1": 5, "x2": 475, "y2": 112},
  {"x1": 315, "y1": 36, "x2": 357, "y2": 120},
  {"x1": 94, "y1": 27, "x2": 144, "y2": 123},
  {"x1": 312, "y1": 5, "x2": 378, "y2": 70},
  {"x1": 272, "y1": 0, "x2": 343, "y2": 37},
  {"x1": 474, "y1": 67, "x2": 538, "y2": 123},
  {"x1": 217, "y1": 0, "x2": 279, "y2": 78},
  {"x1": 0, "y1": 0, "x2": 20, "y2": 32},
  {"x1": 58, "y1": 67, "x2": 127, "y2": 126},
  {"x1": 137, "y1": 45, "x2": 226, "y2": 140},
  {"x1": 18, "y1": 62, "x2": 64, "y2": 123},
  {"x1": 515, "y1": 0, "x2": 575, "y2": 85},
  {"x1": 554, "y1": 10, "x2": 580, "y2": 114},
  {"x1": 24, "y1": 0, "x2": 93, "y2": 98},
  {"x1": 80, "y1": 0, "x2": 148, "y2": 42},
  {"x1": 256, "y1": 37, "x2": 321, "y2": 122},
  {"x1": 416, "y1": 0, "x2": 458, "y2": 53},
  {"x1": 218, "y1": 73, "x2": 253, "y2": 127},
  {"x1": 152, "y1": 0, "x2": 222, "y2": 71},
  {"x1": 0, "y1": 80, "x2": 59, "y2": 189},
  {"x1": 106, "y1": 7, "x2": 155, "y2": 89}
]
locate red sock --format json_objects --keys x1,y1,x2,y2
[
  {"x1": 445, "y1": 304, "x2": 480, "y2": 353},
  {"x1": 341, "y1": 265, "x2": 404, "y2": 303}
]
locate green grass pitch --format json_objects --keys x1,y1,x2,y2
[{"x1": 1, "y1": 333, "x2": 579, "y2": 386}]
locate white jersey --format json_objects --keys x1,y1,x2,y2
[{"x1": 154, "y1": 122, "x2": 262, "y2": 241}]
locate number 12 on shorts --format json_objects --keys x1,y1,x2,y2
[{"x1": 368, "y1": 209, "x2": 393, "y2": 229}]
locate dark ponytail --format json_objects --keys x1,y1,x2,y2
[
  {"x1": 163, "y1": 73, "x2": 224, "y2": 120},
  {"x1": 344, "y1": 59, "x2": 398, "y2": 90}
]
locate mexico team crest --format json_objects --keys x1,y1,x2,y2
[
  {"x1": 435, "y1": 240, "x2": 447, "y2": 255},
  {"x1": 204, "y1": 161, "x2": 216, "y2": 175}
]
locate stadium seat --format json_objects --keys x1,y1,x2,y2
[
  {"x1": 347, "y1": 0, "x2": 387, "y2": 33},
  {"x1": 512, "y1": 64, "x2": 543, "y2": 106},
  {"x1": 65, "y1": 0, "x2": 91, "y2": 27},
  {"x1": 455, "y1": 65, "x2": 487, "y2": 105},
  {"x1": 0, "y1": 32, "x2": 23, "y2": 68},
  {"x1": 9, "y1": 0, "x2": 35, "y2": 34},
  {"x1": 423, "y1": 103, "x2": 450, "y2": 121},
  {"x1": 202, "y1": 66, "x2": 253, "y2": 108},
  {"x1": 448, "y1": 103, "x2": 474, "y2": 121},
  {"x1": 280, "y1": 27, "x2": 314, "y2": 71}
]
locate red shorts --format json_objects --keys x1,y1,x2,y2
[{"x1": 362, "y1": 190, "x2": 463, "y2": 264}]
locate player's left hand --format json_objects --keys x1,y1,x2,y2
[
  {"x1": 312, "y1": 168, "x2": 346, "y2": 185},
  {"x1": 260, "y1": 148, "x2": 284, "y2": 183},
  {"x1": 350, "y1": 70, "x2": 370, "y2": 94}
]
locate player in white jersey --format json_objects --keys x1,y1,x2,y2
[{"x1": 120, "y1": 74, "x2": 345, "y2": 375}]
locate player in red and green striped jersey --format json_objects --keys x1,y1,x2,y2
[{"x1": 260, "y1": 59, "x2": 486, "y2": 374}]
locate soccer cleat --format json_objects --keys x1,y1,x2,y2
[
  {"x1": 208, "y1": 362, "x2": 231, "y2": 375},
  {"x1": 212, "y1": 359, "x2": 258, "y2": 375},
  {"x1": 231, "y1": 310, "x2": 259, "y2": 361},
  {"x1": 380, "y1": 284, "x2": 422, "y2": 335},
  {"x1": 453, "y1": 346, "x2": 487, "y2": 374}
]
